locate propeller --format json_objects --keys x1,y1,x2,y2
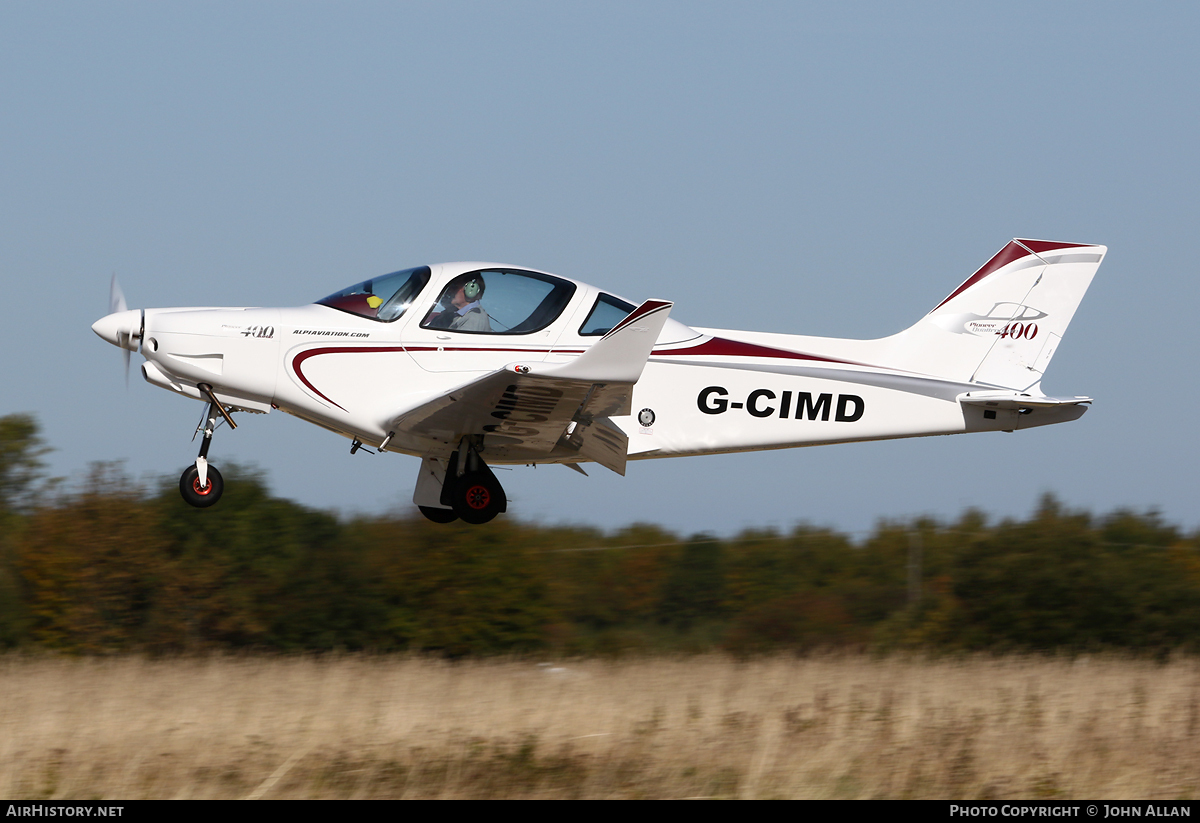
[
  {"x1": 110, "y1": 272, "x2": 127, "y2": 315},
  {"x1": 103, "y1": 273, "x2": 143, "y2": 386}
]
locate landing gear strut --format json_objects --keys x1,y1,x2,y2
[
  {"x1": 436, "y1": 444, "x2": 507, "y2": 525},
  {"x1": 180, "y1": 386, "x2": 235, "y2": 508}
]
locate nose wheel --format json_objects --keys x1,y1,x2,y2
[
  {"x1": 180, "y1": 464, "x2": 224, "y2": 507},
  {"x1": 180, "y1": 388, "x2": 236, "y2": 509}
]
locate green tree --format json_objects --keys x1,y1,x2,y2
[
  {"x1": 0, "y1": 413, "x2": 49, "y2": 513},
  {"x1": 0, "y1": 413, "x2": 51, "y2": 648},
  {"x1": 150, "y1": 465, "x2": 349, "y2": 650},
  {"x1": 657, "y1": 537, "x2": 725, "y2": 630},
  {"x1": 354, "y1": 515, "x2": 555, "y2": 656},
  {"x1": 15, "y1": 464, "x2": 170, "y2": 652},
  {"x1": 950, "y1": 496, "x2": 1200, "y2": 652}
]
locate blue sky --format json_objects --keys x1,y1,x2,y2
[{"x1": 3, "y1": 2, "x2": 1197, "y2": 536}]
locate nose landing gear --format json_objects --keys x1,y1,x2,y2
[
  {"x1": 180, "y1": 463, "x2": 224, "y2": 508},
  {"x1": 180, "y1": 385, "x2": 236, "y2": 508}
]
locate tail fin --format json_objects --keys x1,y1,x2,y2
[{"x1": 885, "y1": 239, "x2": 1105, "y2": 390}]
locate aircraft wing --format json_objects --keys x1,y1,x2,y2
[{"x1": 386, "y1": 299, "x2": 673, "y2": 475}]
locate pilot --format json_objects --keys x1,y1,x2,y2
[{"x1": 427, "y1": 274, "x2": 492, "y2": 332}]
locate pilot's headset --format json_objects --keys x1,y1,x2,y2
[{"x1": 461, "y1": 276, "x2": 484, "y2": 302}]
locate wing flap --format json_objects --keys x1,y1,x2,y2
[{"x1": 557, "y1": 416, "x2": 629, "y2": 475}]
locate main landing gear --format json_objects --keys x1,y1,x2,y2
[
  {"x1": 180, "y1": 385, "x2": 237, "y2": 508},
  {"x1": 417, "y1": 443, "x2": 508, "y2": 525}
]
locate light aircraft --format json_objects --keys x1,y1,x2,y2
[{"x1": 92, "y1": 239, "x2": 1105, "y2": 524}]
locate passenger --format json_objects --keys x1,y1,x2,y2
[{"x1": 427, "y1": 275, "x2": 492, "y2": 332}]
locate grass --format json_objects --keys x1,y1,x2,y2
[{"x1": 1, "y1": 653, "x2": 1199, "y2": 799}]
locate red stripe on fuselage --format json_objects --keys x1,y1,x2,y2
[
  {"x1": 652, "y1": 336, "x2": 857, "y2": 366},
  {"x1": 291, "y1": 345, "x2": 589, "y2": 410},
  {"x1": 400, "y1": 346, "x2": 586, "y2": 354},
  {"x1": 291, "y1": 346, "x2": 409, "y2": 411}
]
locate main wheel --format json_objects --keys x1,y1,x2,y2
[
  {"x1": 418, "y1": 505, "x2": 458, "y2": 524},
  {"x1": 450, "y1": 470, "x2": 506, "y2": 525},
  {"x1": 180, "y1": 464, "x2": 224, "y2": 508}
]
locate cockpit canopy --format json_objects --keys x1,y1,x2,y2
[
  {"x1": 315, "y1": 264, "x2": 668, "y2": 340},
  {"x1": 317, "y1": 265, "x2": 586, "y2": 335}
]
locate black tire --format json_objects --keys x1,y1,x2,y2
[
  {"x1": 450, "y1": 470, "x2": 506, "y2": 525},
  {"x1": 419, "y1": 505, "x2": 458, "y2": 524},
  {"x1": 180, "y1": 464, "x2": 224, "y2": 508}
]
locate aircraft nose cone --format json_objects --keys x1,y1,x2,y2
[{"x1": 92, "y1": 309, "x2": 141, "y2": 350}]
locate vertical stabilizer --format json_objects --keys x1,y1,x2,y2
[{"x1": 882, "y1": 239, "x2": 1105, "y2": 390}]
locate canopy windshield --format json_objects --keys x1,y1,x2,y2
[{"x1": 316, "y1": 266, "x2": 431, "y2": 322}]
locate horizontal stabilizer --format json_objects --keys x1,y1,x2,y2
[{"x1": 959, "y1": 391, "x2": 1093, "y2": 409}]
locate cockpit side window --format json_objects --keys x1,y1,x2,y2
[
  {"x1": 420, "y1": 269, "x2": 577, "y2": 335},
  {"x1": 579, "y1": 293, "x2": 636, "y2": 336},
  {"x1": 316, "y1": 266, "x2": 432, "y2": 322}
]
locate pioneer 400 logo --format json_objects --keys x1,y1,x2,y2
[{"x1": 697, "y1": 386, "x2": 864, "y2": 422}]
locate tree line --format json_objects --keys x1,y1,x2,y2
[{"x1": 2, "y1": 413, "x2": 1199, "y2": 656}]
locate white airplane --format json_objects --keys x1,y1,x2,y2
[{"x1": 92, "y1": 238, "x2": 1105, "y2": 524}]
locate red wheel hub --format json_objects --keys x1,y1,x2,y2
[
  {"x1": 464, "y1": 484, "x2": 491, "y2": 510},
  {"x1": 192, "y1": 477, "x2": 213, "y2": 495}
]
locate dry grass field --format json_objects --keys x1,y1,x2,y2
[{"x1": 1, "y1": 653, "x2": 1198, "y2": 799}]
